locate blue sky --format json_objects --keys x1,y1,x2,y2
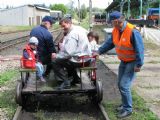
[{"x1": 0, "y1": 0, "x2": 113, "y2": 9}]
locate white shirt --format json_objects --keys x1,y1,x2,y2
[{"x1": 57, "y1": 25, "x2": 92, "y2": 62}]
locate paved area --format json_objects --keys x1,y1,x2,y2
[
  {"x1": 145, "y1": 28, "x2": 160, "y2": 44},
  {"x1": 100, "y1": 54, "x2": 160, "y2": 118}
]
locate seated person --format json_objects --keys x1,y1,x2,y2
[
  {"x1": 21, "y1": 37, "x2": 46, "y2": 82},
  {"x1": 87, "y1": 31, "x2": 100, "y2": 52},
  {"x1": 52, "y1": 18, "x2": 92, "y2": 90}
]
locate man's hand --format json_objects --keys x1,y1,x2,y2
[
  {"x1": 134, "y1": 66, "x2": 141, "y2": 72},
  {"x1": 92, "y1": 51, "x2": 99, "y2": 56},
  {"x1": 51, "y1": 53, "x2": 57, "y2": 59}
]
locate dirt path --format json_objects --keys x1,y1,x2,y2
[{"x1": 97, "y1": 61, "x2": 120, "y2": 102}]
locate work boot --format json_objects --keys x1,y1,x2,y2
[
  {"x1": 116, "y1": 104, "x2": 123, "y2": 112},
  {"x1": 71, "y1": 76, "x2": 81, "y2": 85},
  {"x1": 117, "y1": 110, "x2": 132, "y2": 118}
]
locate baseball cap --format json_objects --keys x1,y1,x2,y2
[
  {"x1": 109, "y1": 11, "x2": 122, "y2": 22},
  {"x1": 42, "y1": 16, "x2": 55, "y2": 25},
  {"x1": 29, "y1": 37, "x2": 38, "y2": 45}
]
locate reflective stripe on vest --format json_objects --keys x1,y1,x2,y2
[
  {"x1": 116, "y1": 53, "x2": 136, "y2": 59},
  {"x1": 115, "y1": 45, "x2": 134, "y2": 51},
  {"x1": 112, "y1": 23, "x2": 136, "y2": 62}
]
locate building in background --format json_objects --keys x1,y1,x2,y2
[{"x1": 0, "y1": 4, "x2": 50, "y2": 26}]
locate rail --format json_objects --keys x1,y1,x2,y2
[{"x1": 0, "y1": 29, "x2": 62, "y2": 52}]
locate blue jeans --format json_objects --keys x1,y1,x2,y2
[
  {"x1": 118, "y1": 61, "x2": 136, "y2": 112},
  {"x1": 36, "y1": 62, "x2": 44, "y2": 78}
]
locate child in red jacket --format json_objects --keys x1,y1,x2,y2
[{"x1": 21, "y1": 37, "x2": 46, "y2": 82}]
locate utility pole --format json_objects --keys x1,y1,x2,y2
[
  {"x1": 78, "y1": 0, "x2": 80, "y2": 24},
  {"x1": 127, "y1": 0, "x2": 130, "y2": 19},
  {"x1": 140, "y1": 0, "x2": 143, "y2": 18},
  {"x1": 89, "y1": 0, "x2": 92, "y2": 31},
  {"x1": 159, "y1": 0, "x2": 160, "y2": 27},
  {"x1": 120, "y1": 0, "x2": 125, "y2": 13}
]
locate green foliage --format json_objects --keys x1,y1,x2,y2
[
  {"x1": 0, "y1": 88, "x2": 17, "y2": 119},
  {"x1": 149, "y1": 1, "x2": 159, "y2": 8},
  {"x1": 50, "y1": 4, "x2": 68, "y2": 15},
  {"x1": 0, "y1": 70, "x2": 17, "y2": 86},
  {"x1": 0, "y1": 70, "x2": 18, "y2": 119},
  {"x1": 87, "y1": 7, "x2": 105, "y2": 13},
  {"x1": 80, "y1": 13, "x2": 89, "y2": 29},
  {"x1": 80, "y1": 4, "x2": 87, "y2": 20}
]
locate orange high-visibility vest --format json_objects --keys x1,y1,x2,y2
[
  {"x1": 112, "y1": 23, "x2": 136, "y2": 62},
  {"x1": 21, "y1": 45, "x2": 36, "y2": 68}
]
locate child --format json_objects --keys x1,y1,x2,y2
[
  {"x1": 21, "y1": 37, "x2": 46, "y2": 82},
  {"x1": 87, "y1": 31, "x2": 99, "y2": 52}
]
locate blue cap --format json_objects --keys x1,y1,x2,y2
[
  {"x1": 109, "y1": 11, "x2": 122, "y2": 22},
  {"x1": 42, "y1": 16, "x2": 55, "y2": 24}
]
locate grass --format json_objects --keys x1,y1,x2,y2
[
  {"x1": 0, "y1": 87, "x2": 18, "y2": 119},
  {"x1": 0, "y1": 24, "x2": 60, "y2": 33},
  {"x1": 104, "y1": 61, "x2": 120, "y2": 64},
  {"x1": 103, "y1": 90, "x2": 159, "y2": 120},
  {"x1": 0, "y1": 70, "x2": 19, "y2": 119},
  {"x1": 0, "y1": 70, "x2": 18, "y2": 86},
  {"x1": 0, "y1": 26, "x2": 33, "y2": 33}
]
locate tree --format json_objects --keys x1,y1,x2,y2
[
  {"x1": 50, "y1": 4, "x2": 68, "y2": 15},
  {"x1": 80, "y1": 4, "x2": 87, "y2": 19}
]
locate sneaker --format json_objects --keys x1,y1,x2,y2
[
  {"x1": 116, "y1": 104, "x2": 123, "y2": 112},
  {"x1": 40, "y1": 77, "x2": 46, "y2": 82},
  {"x1": 117, "y1": 110, "x2": 132, "y2": 118}
]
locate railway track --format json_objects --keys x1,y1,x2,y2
[
  {"x1": 0, "y1": 29, "x2": 62, "y2": 52},
  {"x1": 13, "y1": 96, "x2": 109, "y2": 120},
  {"x1": 1, "y1": 28, "x2": 110, "y2": 120}
]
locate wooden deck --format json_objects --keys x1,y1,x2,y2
[{"x1": 22, "y1": 72, "x2": 95, "y2": 92}]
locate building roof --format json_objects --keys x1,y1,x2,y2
[
  {"x1": 50, "y1": 10, "x2": 62, "y2": 13},
  {"x1": 0, "y1": 4, "x2": 50, "y2": 12},
  {"x1": 105, "y1": 0, "x2": 141, "y2": 12},
  {"x1": 105, "y1": 1, "x2": 119, "y2": 12}
]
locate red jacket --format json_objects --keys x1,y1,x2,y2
[{"x1": 21, "y1": 45, "x2": 36, "y2": 69}]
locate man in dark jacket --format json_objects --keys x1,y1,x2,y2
[{"x1": 30, "y1": 16, "x2": 56, "y2": 77}]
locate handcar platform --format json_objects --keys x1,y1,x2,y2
[{"x1": 22, "y1": 72, "x2": 96, "y2": 94}]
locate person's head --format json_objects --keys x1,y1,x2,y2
[
  {"x1": 59, "y1": 17, "x2": 72, "y2": 32},
  {"x1": 41, "y1": 16, "x2": 55, "y2": 29},
  {"x1": 87, "y1": 31, "x2": 99, "y2": 44},
  {"x1": 29, "y1": 37, "x2": 38, "y2": 50},
  {"x1": 109, "y1": 11, "x2": 125, "y2": 29}
]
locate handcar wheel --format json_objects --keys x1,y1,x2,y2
[
  {"x1": 15, "y1": 82, "x2": 23, "y2": 106},
  {"x1": 95, "y1": 80, "x2": 103, "y2": 103}
]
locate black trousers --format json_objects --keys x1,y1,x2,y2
[
  {"x1": 52, "y1": 58, "x2": 81, "y2": 81},
  {"x1": 52, "y1": 58, "x2": 91, "y2": 82}
]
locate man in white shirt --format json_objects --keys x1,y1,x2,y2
[{"x1": 52, "y1": 18, "x2": 91, "y2": 89}]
